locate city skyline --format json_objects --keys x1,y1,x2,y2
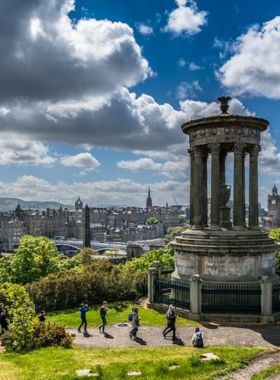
[{"x1": 0, "y1": 0, "x2": 280, "y2": 208}]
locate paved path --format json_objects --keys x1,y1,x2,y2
[{"x1": 69, "y1": 323, "x2": 280, "y2": 348}]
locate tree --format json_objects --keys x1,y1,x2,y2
[
  {"x1": 165, "y1": 226, "x2": 185, "y2": 241},
  {"x1": 0, "y1": 283, "x2": 35, "y2": 350},
  {"x1": 269, "y1": 228, "x2": 280, "y2": 273},
  {"x1": 0, "y1": 235, "x2": 61, "y2": 285},
  {"x1": 178, "y1": 215, "x2": 187, "y2": 225},
  {"x1": 146, "y1": 217, "x2": 162, "y2": 225}
]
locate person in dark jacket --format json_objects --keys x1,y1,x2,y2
[
  {"x1": 162, "y1": 306, "x2": 177, "y2": 340},
  {"x1": 98, "y1": 301, "x2": 108, "y2": 333},
  {"x1": 78, "y1": 303, "x2": 89, "y2": 333},
  {"x1": 129, "y1": 307, "x2": 140, "y2": 339},
  {"x1": 0, "y1": 304, "x2": 9, "y2": 335},
  {"x1": 38, "y1": 310, "x2": 46, "y2": 323}
]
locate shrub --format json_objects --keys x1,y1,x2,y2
[
  {"x1": 0, "y1": 283, "x2": 73, "y2": 351},
  {"x1": 31, "y1": 322, "x2": 73, "y2": 349}
]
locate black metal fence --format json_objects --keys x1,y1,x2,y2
[
  {"x1": 273, "y1": 283, "x2": 280, "y2": 313},
  {"x1": 154, "y1": 279, "x2": 190, "y2": 310},
  {"x1": 201, "y1": 284, "x2": 261, "y2": 315}
]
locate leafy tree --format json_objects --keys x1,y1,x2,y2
[
  {"x1": 269, "y1": 228, "x2": 280, "y2": 273},
  {"x1": 0, "y1": 283, "x2": 35, "y2": 350},
  {"x1": 178, "y1": 215, "x2": 187, "y2": 225},
  {"x1": 146, "y1": 217, "x2": 162, "y2": 225},
  {"x1": 0, "y1": 235, "x2": 61, "y2": 285},
  {"x1": 165, "y1": 226, "x2": 185, "y2": 241},
  {"x1": 0, "y1": 283, "x2": 73, "y2": 350}
]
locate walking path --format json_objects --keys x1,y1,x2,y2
[
  {"x1": 69, "y1": 323, "x2": 280, "y2": 348},
  {"x1": 69, "y1": 323, "x2": 280, "y2": 379},
  {"x1": 217, "y1": 351, "x2": 280, "y2": 380}
]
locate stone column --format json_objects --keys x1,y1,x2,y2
[
  {"x1": 249, "y1": 145, "x2": 261, "y2": 229},
  {"x1": 192, "y1": 146, "x2": 204, "y2": 228},
  {"x1": 209, "y1": 143, "x2": 220, "y2": 229},
  {"x1": 220, "y1": 151, "x2": 227, "y2": 186},
  {"x1": 233, "y1": 143, "x2": 246, "y2": 229},
  {"x1": 202, "y1": 152, "x2": 208, "y2": 226},
  {"x1": 189, "y1": 274, "x2": 201, "y2": 321},
  {"x1": 261, "y1": 276, "x2": 274, "y2": 323},
  {"x1": 188, "y1": 149, "x2": 194, "y2": 225}
]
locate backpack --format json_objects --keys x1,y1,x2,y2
[
  {"x1": 128, "y1": 312, "x2": 133, "y2": 322},
  {"x1": 194, "y1": 332, "x2": 204, "y2": 348}
]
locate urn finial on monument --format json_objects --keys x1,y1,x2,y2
[{"x1": 218, "y1": 96, "x2": 231, "y2": 114}]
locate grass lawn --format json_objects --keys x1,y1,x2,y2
[
  {"x1": 0, "y1": 346, "x2": 262, "y2": 380},
  {"x1": 47, "y1": 302, "x2": 198, "y2": 328}
]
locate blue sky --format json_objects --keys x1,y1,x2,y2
[{"x1": 0, "y1": 0, "x2": 280, "y2": 208}]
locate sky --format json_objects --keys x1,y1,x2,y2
[{"x1": 0, "y1": 0, "x2": 280, "y2": 208}]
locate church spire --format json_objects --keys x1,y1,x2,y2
[
  {"x1": 272, "y1": 180, "x2": 278, "y2": 196},
  {"x1": 146, "y1": 187, "x2": 152, "y2": 208}
]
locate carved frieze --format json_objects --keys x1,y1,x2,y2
[{"x1": 189, "y1": 125, "x2": 261, "y2": 142}]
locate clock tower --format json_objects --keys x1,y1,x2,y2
[{"x1": 268, "y1": 183, "x2": 280, "y2": 226}]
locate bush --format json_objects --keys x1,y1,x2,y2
[
  {"x1": 26, "y1": 260, "x2": 143, "y2": 311},
  {"x1": 0, "y1": 283, "x2": 73, "y2": 351},
  {"x1": 31, "y1": 322, "x2": 73, "y2": 349}
]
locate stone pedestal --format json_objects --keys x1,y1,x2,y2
[
  {"x1": 261, "y1": 276, "x2": 274, "y2": 323},
  {"x1": 189, "y1": 274, "x2": 202, "y2": 321},
  {"x1": 171, "y1": 228, "x2": 277, "y2": 282}
]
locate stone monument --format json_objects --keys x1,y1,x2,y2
[{"x1": 171, "y1": 97, "x2": 278, "y2": 283}]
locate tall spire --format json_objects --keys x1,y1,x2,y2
[
  {"x1": 272, "y1": 180, "x2": 278, "y2": 196},
  {"x1": 146, "y1": 187, "x2": 152, "y2": 208}
]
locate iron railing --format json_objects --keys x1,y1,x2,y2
[
  {"x1": 202, "y1": 284, "x2": 261, "y2": 315},
  {"x1": 273, "y1": 283, "x2": 280, "y2": 313},
  {"x1": 154, "y1": 279, "x2": 190, "y2": 310}
]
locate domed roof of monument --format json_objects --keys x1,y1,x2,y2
[{"x1": 181, "y1": 96, "x2": 269, "y2": 134}]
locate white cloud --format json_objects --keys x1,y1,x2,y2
[
  {"x1": 218, "y1": 17, "x2": 280, "y2": 98},
  {"x1": 60, "y1": 153, "x2": 100, "y2": 171},
  {"x1": 136, "y1": 23, "x2": 154, "y2": 36},
  {"x1": 117, "y1": 157, "x2": 188, "y2": 179},
  {"x1": 177, "y1": 58, "x2": 186, "y2": 67},
  {"x1": 259, "y1": 128, "x2": 280, "y2": 175},
  {"x1": 163, "y1": 0, "x2": 208, "y2": 37},
  {"x1": 189, "y1": 62, "x2": 203, "y2": 71},
  {"x1": 0, "y1": 133, "x2": 56, "y2": 166},
  {"x1": 176, "y1": 80, "x2": 202, "y2": 100},
  {"x1": 0, "y1": 175, "x2": 189, "y2": 207},
  {"x1": 117, "y1": 158, "x2": 162, "y2": 171},
  {"x1": 0, "y1": 0, "x2": 151, "y2": 103}
]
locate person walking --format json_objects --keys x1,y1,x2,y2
[
  {"x1": 129, "y1": 307, "x2": 140, "y2": 340},
  {"x1": 78, "y1": 303, "x2": 89, "y2": 333},
  {"x1": 191, "y1": 327, "x2": 204, "y2": 348},
  {"x1": 162, "y1": 306, "x2": 177, "y2": 340},
  {"x1": 162, "y1": 305, "x2": 173, "y2": 336},
  {"x1": 98, "y1": 301, "x2": 108, "y2": 334}
]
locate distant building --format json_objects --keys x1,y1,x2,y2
[
  {"x1": 146, "y1": 187, "x2": 152, "y2": 208},
  {"x1": 264, "y1": 183, "x2": 280, "y2": 230}
]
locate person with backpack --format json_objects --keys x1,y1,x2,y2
[
  {"x1": 162, "y1": 305, "x2": 177, "y2": 340},
  {"x1": 191, "y1": 327, "x2": 204, "y2": 348},
  {"x1": 78, "y1": 303, "x2": 89, "y2": 334},
  {"x1": 129, "y1": 307, "x2": 140, "y2": 340},
  {"x1": 98, "y1": 301, "x2": 108, "y2": 334}
]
